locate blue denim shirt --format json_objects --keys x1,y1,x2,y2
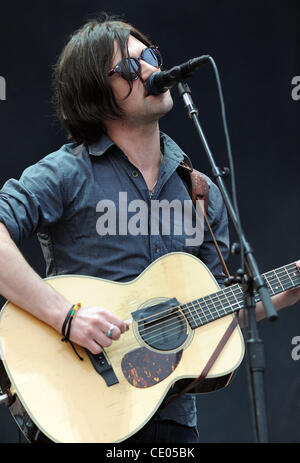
[{"x1": 0, "y1": 132, "x2": 229, "y2": 427}]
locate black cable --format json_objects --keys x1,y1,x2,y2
[{"x1": 205, "y1": 56, "x2": 245, "y2": 274}]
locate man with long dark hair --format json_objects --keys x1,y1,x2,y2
[{"x1": 0, "y1": 14, "x2": 299, "y2": 443}]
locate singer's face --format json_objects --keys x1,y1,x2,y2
[{"x1": 108, "y1": 35, "x2": 173, "y2": 125}]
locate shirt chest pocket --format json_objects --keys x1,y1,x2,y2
[{"x1": 152, "y1": 198, "x2": 204, "y2": 256}]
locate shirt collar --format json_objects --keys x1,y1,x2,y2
[
  {"x1": 87, "y1": 133, "x2": 115, "y2": 156},
  {"x1": 87, "y1": 131, "x2": 185, "y2": 164}
]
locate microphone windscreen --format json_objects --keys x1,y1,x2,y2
[{"x1": 145, "y1": 72, "x2": 164, "y2": 96}]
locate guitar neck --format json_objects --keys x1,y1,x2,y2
[{"x1": 182, "y1": 262, "x2": 300, "y2": 329}]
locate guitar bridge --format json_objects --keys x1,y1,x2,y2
[{"x1": 85, "y1": 349, "x2": 119, "y2": 387}]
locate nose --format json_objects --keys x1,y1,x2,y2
[{"x1": 139, "y1": 59, "x2": 160, "y2": 83}]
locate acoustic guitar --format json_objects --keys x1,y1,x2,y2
[{"x1": 0, "y1": 252, "x2": 299, "y2": 443}]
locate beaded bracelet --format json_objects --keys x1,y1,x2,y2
[{"x1": 61, "y1": 303, "x2": 83, "y2": 360}]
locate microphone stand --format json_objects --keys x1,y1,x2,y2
[{"x1": 177, "y1": 80, "x2": 278, "y2": 443}]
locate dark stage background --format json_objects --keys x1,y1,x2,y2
[{"x1": 0, "y1": 0, "x2": 299, "y2": 443}]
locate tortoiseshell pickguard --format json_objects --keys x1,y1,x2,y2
[{"x1": 121, "y1": 347, "x2": 183, "y2": 388}]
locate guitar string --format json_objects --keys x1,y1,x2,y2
[
  {"x1": 132, "y1": 265, "x2": 300, "y2": 345},
  {"x1": 135, "y1": 263, "x2": 299, "y2": 330},
  {"x1": 136, "y1": 289, "x2": 294, "y2": 347},
  {"x1": 133, "y1": 264, "x2": 300, "y2": 342},
  {"x1": 138, "y1": 287, "x2": 245, "y2": 343},
  {"x1": 136, "y1": 268, "x2": 300, "y2": 347},
  {"x1": 136, "y1": 291, "x2": 244, "y2": 346},
  {"x1": 134, "y1": 262, "x2": 298, "y2": 326},
  {"x1": 135, "y1": 284, "x2": 242, "y2": 336},
  {"x1": 134, "y1": 263, "x2": 299, "y2": 338}
]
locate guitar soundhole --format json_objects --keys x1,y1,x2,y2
[{"x1": 135, "y1": 298, "x2": 188, "y2": 352}]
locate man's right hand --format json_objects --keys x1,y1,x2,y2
[{"x1": 69, "y1": 306, "x2": 130, "y2": 354}]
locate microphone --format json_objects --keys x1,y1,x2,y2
[{"x1": 145, "y1": 55, "x2": 210, "y2": 95}]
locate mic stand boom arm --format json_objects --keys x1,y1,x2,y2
[{"x1": 177, "y1": 80, "x2": 277, "y2": 443}]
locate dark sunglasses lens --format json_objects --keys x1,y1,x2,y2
[
  {"x1": 121, "y1": 58, "x2": 140, "y2": 80},
  {"x1": 142, "y1": 48, "x2": 162, "y2": 67},
  {"x1": 117, "y1": 48, "x2": 162, "y2": 80}
]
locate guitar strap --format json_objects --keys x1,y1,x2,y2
[
  {"x1": 161, "y1": 315, "x2": 239, "y2": 408},
  {"x1": 160, "y1": 156, "x2": 239, "y2": 408},
  {"x1": 177, "y1": 155, "x2": 230, "y2": 279}
]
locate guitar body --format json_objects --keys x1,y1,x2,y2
[{"x1": 0, "y1": 252, "x2": 244, "y2": 443}]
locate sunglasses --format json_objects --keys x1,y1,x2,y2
[{"x1": 108, "y1": 46, "x2": 162, "y2": 81}]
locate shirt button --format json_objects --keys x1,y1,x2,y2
[
  {"x1": 154, "y1": 246, "x2": 159, "y2": 253},
  {"x1": 132, "y1": 170, "x2": 139, "y2": 177}
]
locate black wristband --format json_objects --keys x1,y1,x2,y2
[{"x1": 61, "y1": 304, "x2": 83, "y2": 361}]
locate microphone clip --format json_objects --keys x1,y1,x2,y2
[{"x1": 178, "y1": 82, "x2": 198, "y2": 118}]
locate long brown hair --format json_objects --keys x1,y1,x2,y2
[{"x1": 52, "y1": 14, "x2": 151, "y2": 145}]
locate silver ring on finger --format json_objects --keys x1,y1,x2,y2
[{"x1": 106, "y1": 323, "x2": 115, "y2": 338}]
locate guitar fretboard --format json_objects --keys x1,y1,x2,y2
[{"x1": 181, "y1": 262, "x2": 300, "y2": 329}]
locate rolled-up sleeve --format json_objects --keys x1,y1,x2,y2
[
  {"x1": 198, "y1": 177, "x2": 230, "y2": 286},
  {"x1": 0, "y1": 157, "x2": 65, "y2": 245}
]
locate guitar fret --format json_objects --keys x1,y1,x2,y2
[
  {"x1": 263, "y1": 273, "x2": 275, "y2": 295},
  {"x1": 208, "y1": 294, "x2": 221, "y2": 318},
  {"x1": 193, "y1": 304, "x2": 202, "y2": 324},
  {"x1": 264, "y1": 264, "x2": 300, "y2": 295},
  {"x1": 224, "y1": 286, "x2": 243, "y2": 309},
  {"x1": 183, "y1": 302, "x2": 200, "y2": 328},
  {"x1": 291, "y1": 270, "x2": 300, "y2": 284},
  {"x1": 186, "y1": 302, "x2": 198, "y2": 327},
  {"x1": 205, "y1": 294, "x2": 220, "y2": 319},
  {"x1": 284, "y1": 267, "x2": 295, "y2": 286},
  {"x1": 214, "y1": 292, "x2": 226, "y2": 317},
  {"x1": 218, "y1": 290, "x2": 231, "y2": 314},
  {"x1": 267, "y1": 271, "x2": 286, "y2": 292},
  {"x1": 222, "y1": 289, "x2": 239, "y2": 312},
  {"x1": 202, "y1": 297, "x2": 215, "y2": 322},
  {"x1": 200, "y1": 299, "x2": 210, "y2": 323}
]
